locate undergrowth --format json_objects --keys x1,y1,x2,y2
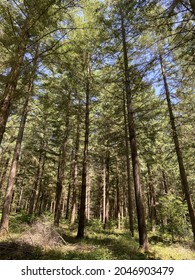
[{"x1": 0, "y1": 214, "x2": 194, "y2": 260}]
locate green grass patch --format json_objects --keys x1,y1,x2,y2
[{"x1": 0, "y1": 215, "x2": 194, "y2": 260}]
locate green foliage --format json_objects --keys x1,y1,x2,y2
[
  {"x1": 0, "y1": 0, "x2": 195, "y2": 258},
  {"x1": 158, "y1": 194, "x2": 190, "y2": 241}
]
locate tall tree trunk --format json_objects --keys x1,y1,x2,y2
[
  {"x1": 160, "y1": 54, "x2": 195, "y2": 242},
  {"x1": 28, "y1": 148, "x2": 45, "y2": 216},
  {"x1": 0, "y1": 21, "x2": 29, "y2": 146},
  {"x1": 0, "y1": 46, "x2": 38, "y2": 233},
  {"x1": 54, "y1": 113, "x2": 70, "y2": 226},
  {"x1": 65, "y1": 149, "x2": 75, "y2": 219},
  {"x1": 86, "y1": 169, "x2": 91, "y2": 221},
  {"x1": 0, "y1": 70, "x2": 36, "y2": 233},
  {"x1": 116, "y1": 158, "x2": 121, "y2": 230},
  {"x1": 102, "y1": 159, "x2": 106, "y2": 225},
  {"x1": 121, "y1": 14, "x2": 148, "y2": 250},
  {"x1": 0, "y1": 59, "x2": 24, "y2": 145},
  {"x1": 147, "y1": 164, "x2": 157, "y2": 232},
  {"x1": 16, "y1": 183, "x2": 24, "y2": 212},
  {"x1": 123, "y1": 91, "x2": 134, "y2": 236},
  {"x1": 77, "y1": 76, "x2": 90, "y2": 238},
  {"x1": 65, "y1": 182, "x2": 71, "y2": 220},
  {"x1": 103, "y1": 150, "x2": 110, "y2": 229},
  {"x1": 70, "y1": 116, "x2": 80, "y2": 225},
  {"x1": 34, "y1": 150, "x2": 46, "y2": 214}
]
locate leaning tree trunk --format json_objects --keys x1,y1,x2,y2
[
  {"x1": 159, "y1": 54, "x2": 195, "y2": 242},
  {"x1": 77, "y1": 76, "x2": 90, "y2": 239},
  {"x1": 0, "y1": 58, "x2": 37, "y2": 233},
  {"x1": 0, "y1": 20, "x2": 29, "y2": 146},
  {"x1": 0, "y1": 57, "x2": 24, "y2": 145},
  {"x1": 121, "y1": 13, "x2": 148, "y2": 250}
]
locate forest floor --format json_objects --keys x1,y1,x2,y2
[{"x1": 0, "y1": 213, "x2": 195, "y2": 260}]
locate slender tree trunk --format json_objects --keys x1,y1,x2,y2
[
  {"x1": 162, "y1": 171, "x2": 168, "y2": 194},
  {"x1": 34, "y1": 150, "x2": 46, "y2": 214},
  {"x1": 54, "y1": 114, "x2": 69, "y2": 226},
  {"x1": 102, "y1": 160, "x2": 106, "y2": 225},
  {"x1": 28, "y1": 149, "x2": 45, "y2": 215},
  {"x1": 16, "y1": 183, "x2": 24, "y2": 212},
  {"x1": 123, "y1": 91, "x2": 134, "y2": 236},
  {"x1": 65, "y1": 182, "x2": 71, "y2": 220},
  {"x1": 65, "y1": 149, "x2": 75, "y2": 219},
  {"x1": 86, "y1": 169, "x2": 91, "y2": 221},
  {"x1": 147, "y1": 164, "x2": 157, "y2": 232},
  {"x1": 0, "y1": 158, "x2": 9, "y2": 191},
  {"x1": 160, "y1": 54, "x2": 195, "y2": 242},
  {"x1": 116, "y1": 159, "x2": 121, "y2": 230},
  {"x1": 121, "y1": 14, "x2": 148, "y2": 250},
  {"x1": 77, "y1": 76, "x2": 90, "y2": 238},
  {"x1": 70, "y1": 116, "x2": 80, "y2": 225},
  {"x1": 103, "y1": 150, "x2": 110, "y2": 229},
  {"x1": 70, "y1": 161, "x2": 78, "y2": 224},
  {"x1": 38, "y1": 193, "x2": 44, "y2": 216}
]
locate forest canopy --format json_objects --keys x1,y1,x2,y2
[{"x1": 0, "y1": 0, "x2": 194, "y2": 259}]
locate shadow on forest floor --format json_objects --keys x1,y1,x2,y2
[
  {"x1": 0, "y1": 229, "x2": 157, "y2": 260},
  {"x1": 0, "y1": 216, "x2": 194, "y2": 260},
  {"x1": 0, "y1": 240, "x2": 155, "y2": 260},
  {"x1": 0, "y1": 234, "x2": 194, "y2": 260}
]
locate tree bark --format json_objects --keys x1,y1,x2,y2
[
  {"x1": 162, "y1": 171, "x2": 168, "y2": 194},
  {"x1": 0, "y1": 66, "x2": 36, "y2": 233},
  {"x1": 70, "y1": 114, "x2": 80, "y2": 225},
  {"x1": 147, "y1": 164, "x2": 157, "y2": 232},
  {"x1": 121, "y1": 13, "x2": 148, "y2": 250},
  {"x1": 77, "y1": 76, "x2": 90, "y2": 238},
  {"x1": 159, "y1": 54, "x2": 195, "y2": 242},
  {"x1": 0, "y1": 45, "x2": 39, "y2": 233},
  {"x1": 86, "y1": 170, "x2": 91, "y2": 221},
  {"x1": 0, "y1": 18, "x2": 29, "y2": 146},
  {"x1": 34, "y1": 149, "x2": 46, "y2": 215},
  {"x1": 54, "y1": 112, "x2": 70, "y2": 226},
  {"x1": 28, "y1": 148, "x2": 45, "y2": 216},
  {"x1": 123, "y1": 91, "x2": 134, "y2": 236},
  {"x1": 103, "y1": 150, "x2": 110, "y2": 229},
  {"x1": 16, "y1": 183, "x2": 24, "y2": 212},
  {"x1": 0, "y1": 158, "x2": 9, "y2": 192},
  {"x1": 102, "y1": 159, "x2": 106, "y2": 225},
  {"x1": 116, "y1": 158, "x2": 121, "y2": 230},
  {"x1": 65, "y1": 182, "x2": 71, "y2": 220}
]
